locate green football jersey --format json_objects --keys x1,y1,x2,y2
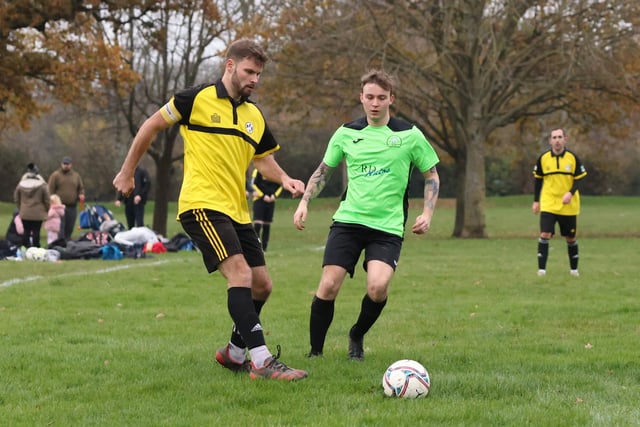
[{"x1": 323, "y1": 117, "x2": 439, "y2": 237}]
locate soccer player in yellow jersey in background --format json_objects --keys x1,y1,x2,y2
[
  {"x1": 113, "y1": 38, "x2": 307, "y2": 381},
  {"x1": 532, "y1": 128, "x2": 587, "y2": 277}
]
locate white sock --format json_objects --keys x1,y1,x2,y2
[
  {"x1": 249, "y1": 345, "x2": 271, "y2": 368},
  {"x1": 227, "y1": 342, "x2": 246, "y2": 362}
]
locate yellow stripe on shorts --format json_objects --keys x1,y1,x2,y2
[{"x1": 194, "y1": 209, "x2": 227, "y2": 259}]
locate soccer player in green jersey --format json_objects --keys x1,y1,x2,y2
[
  {"x1": 114, "y1": 38, "x2": 307, "y2": 381},
  {"x1": 532, "y1": 128, "x2": 587, "y2": 277},
  {"x1": 293, "y1": 70, "x2": 440, "y2": 360}
]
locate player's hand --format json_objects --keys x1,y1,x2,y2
[
  {"x1": 283, "y1": 177, "x2": 305, "y2": 198},
  {"x1": 113, "y1": 171, "x2": 135, "y2": 197},
  {"x1": 293, "y1": 203, "x2": 308, "y2": 230},
  {"x1": 411, "y1": 214, "x2": 431, "y2": 235},
  {"x1": 532, "y1": 201, "x2": 540, "y2": 214},
  {"x1": 561, "y1": 192, "x2": 572, "y2": 204}
]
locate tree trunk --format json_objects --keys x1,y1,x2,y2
[
  {"x1": 452, "y1": 156, "x2": 466, "y2": 237},
  {"x1": 460, "y1": 135, "x2": 487, "y2": 238}
]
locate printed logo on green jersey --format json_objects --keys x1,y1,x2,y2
[
  {"x1": 360, "y1": 164, "x2": 390, "y2": 177},
  {"x1": 386, "y1": 135, "x2": 402, "y2": 147}
]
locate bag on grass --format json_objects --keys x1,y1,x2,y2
[
  {"x1": 164, "y1": 233, "x2": 195, "y2": 252},
  {"x1": 101, "y1": 243, "x2": 123, "y2": 260},
  {"x1": 0, "y1": 239, "x2": 17, "y2": 259},
  {"x1": 54, "y1": 241, "x2": 103, "y2": 260}
]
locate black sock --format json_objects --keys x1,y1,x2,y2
[
  {"x1": 309, "y1": 296, "x2": 335, "y2": 354},
  {"x1": 350, "y1": 294, "x2": 387, "y2": 340},
  {"x1": 568, "y1": 241, "x2": 579, "y2": 270},
  {"x1": 537, "y1": 238, "x2": 549, "y2": 270},
  {"x1": 230, "y1": 299, "x2": 266, "y2": 348},
  {"x1": 261, "y1": 224, "x2": 271, "y2": 251},
  {"x1": 227, "y1": 287, "x2": 265, "y2": 350}
]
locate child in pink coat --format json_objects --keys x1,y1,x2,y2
[{"x1": 45, "y1": 194, "x2": 66, "y2": 244}]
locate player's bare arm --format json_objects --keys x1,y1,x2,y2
[
  {"x1": 113, "y1": 111, "x2": 170, "y2": 196},
  {"x1": 301, "y1": 162, "x2": 335, "y2": 204},
  {"x1": 293, "y1": 162, "x2": 335, "y2": 230},
  {"x1": 412, "y1": 166, "x2": 440, "y2": 234},
  {"x1": 253, "y1": 155, "x2": 305, "y2": 197}
]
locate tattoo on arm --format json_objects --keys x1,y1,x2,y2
[
  {"x1": 303, "y1": 163, "x2": 334, "y2": 203},
  {"x1": 424, "y1": 167, "x2": 439, "y2": 211}
]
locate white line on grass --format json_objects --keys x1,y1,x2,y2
[{"x1": 0, "y1": 259, "x2": 170, "y2": 289}]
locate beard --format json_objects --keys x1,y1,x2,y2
[{"x1": 231, "y1": 71, "x2": 255, "y2": 98}]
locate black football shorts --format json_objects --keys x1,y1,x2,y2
[{"x1": 179, "y1": 209, "x2": 264, "y2": 273}]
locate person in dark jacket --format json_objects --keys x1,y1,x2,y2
[
  {"x1": 14, "y1": 163, "x2": 50, "y2": 248},
  {"x1": 115, "y1": 166, "x2": 151, "y2": 229}
]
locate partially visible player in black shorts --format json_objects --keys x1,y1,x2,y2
[{"x1": 251, "y1": 169, "x2": 282, "y2": 251}]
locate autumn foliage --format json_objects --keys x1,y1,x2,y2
[{"x1": 0, "y1": 0, "x2": 143, "y2": 131}]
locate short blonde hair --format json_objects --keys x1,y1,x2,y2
[
  {"x1": 360, "y1": 69, "x2": 395, "y2": 95},
  {"x1": 50, "y1": 194, "x2": 62, "y2": 205}
]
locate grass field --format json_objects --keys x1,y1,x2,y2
[{"x1": 1, "y1": 196, "x2": 639, "y2": 426}]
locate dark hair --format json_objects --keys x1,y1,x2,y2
[
  {"x1": 226, "y1": 38, "x2": 269, "y2": 65},
  {"x1": 27, "y1": 163, "x2": 39, "y2": 174},
  {"x1": 360, "y1": 69, "x2": 395, "y2": 95}
]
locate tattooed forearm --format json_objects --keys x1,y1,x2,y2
[
  {"x1": 302, "y1": 163, "x2": 334, "y2": 203},
  {"x1": 423, "y1": 166, "x2": 440, "y2": 211}
]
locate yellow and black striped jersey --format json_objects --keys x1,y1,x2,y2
[
  {"x1": 533, "y1": 149, "x2": 587, "y2": 215},
  {"x1": 160, "y1": 81, "x2": 280, "y2": 224}
]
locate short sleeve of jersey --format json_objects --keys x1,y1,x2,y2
[
  {"x1": 159, "y1": 84, "x2": 211, "y2": 125},
  {"x1": 572, "y1": 153, "x2": 587, "y2": 179},
  {"x1": 409, "y1": 127, "x2": 439, "y2": 173},
  {"x1": 323, "y1": 127, "x2": 348, "y2": 167},
  {"x1": 254, "y1": 123, "x2": 278, "y2": 157},
  {"x1": 532, "y1": 156, "x2": 544, "y2": 179}
]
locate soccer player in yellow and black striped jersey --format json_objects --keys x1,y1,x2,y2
[
  {"x1": 532, "y1": 128, "x2": 587, "y2": 277},
  {"x1": 113, "y1": 38, "x2": 307, "y2": 381}
]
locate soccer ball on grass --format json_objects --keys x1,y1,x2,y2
[
  {"x1": 24, "y1": 247, "x2": 47, "y2": 261},
  {"x1": 382, "y1": 359, "x2": 430, "y2": 398}
]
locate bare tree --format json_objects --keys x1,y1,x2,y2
[{"x1": 267, "y1": 0, "x2": 640, "y2": 237}]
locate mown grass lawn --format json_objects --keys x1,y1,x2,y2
[{"x1": 1, "y1": 196, "x2": 638, "y2": 426}]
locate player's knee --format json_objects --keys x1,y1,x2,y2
[
  {"x1": 220, "y1": 255, "x2": 252, "y2": 285},
  {"x1": 367, "y1": 282, "x2": 389, "y2": 302},
  {"x1": 251, "y1": 277, "x2": 273, "y2": 299},
  {"x1": 317, "y1": 278, "x2": 342, "y2": 300}
]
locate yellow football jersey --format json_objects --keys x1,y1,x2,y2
[
  {"x1": 533, "y1": 149, "x2": 587, "y2": 215},
  {"x1": 160, "y1": 81, "x2": 279, "y2": 224}
]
